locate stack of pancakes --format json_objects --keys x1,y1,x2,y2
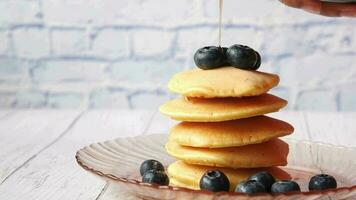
[{"x1": 159, "y1": 67, "x2": 294, "y2": 191}]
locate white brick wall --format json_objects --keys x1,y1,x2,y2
[
  {"x1": 32, "y1": 60, "x2": 108, "y2": 84},
  {"x1": 90, "y1": 29, "x2": 130, "y2": 59},
  {"x1": 133, "y1": 30, "x2": 175, "y2": 58},
  {"x1": 0, "y1": 0, "x2": 355, "y2": 111},
  {"x1": 89, "y1": 88, "x2": 129, "y2": 109},
  {"x1": 0, "y1": 0, "x2": 41, "y2": 26},
  {"x1": 13, "y1": 28, "x2": 50, "y2": 58},
  {"x1": 0, "y1": 30, "x2": 10, "y2": 55},
  {"x1": 51, "y1": 28, "x2": 87, "y2": 56}
]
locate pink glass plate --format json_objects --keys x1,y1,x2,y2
[{"x1": 76, "y1": 134, "x2": 356, "y2": 200}]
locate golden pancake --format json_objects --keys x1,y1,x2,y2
[
  {"x1": 159, "y1": 94, "x2": 287, "y2": 122},
  {"x1": 166, "y1": 139, "x2": 289, "y2": 168},
  {"x1": 168, "y1": 161, "x2": 291, "y2": 191},
  {"x1": 168, "y1": 67, "x2": 279, "y2": 98},
  {"x1": 169, "y1": 116, "x2": 294, "y2": 148}
]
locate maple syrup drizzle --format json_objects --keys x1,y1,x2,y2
[{"x1": 218, "y1": 0, "x2": 224, "y2": 47}]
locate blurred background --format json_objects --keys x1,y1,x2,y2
[{"x1": 0, "y1": 0, "x2": 355, "y2": 111}]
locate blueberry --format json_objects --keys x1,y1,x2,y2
[
  {"x1": 199, "y1": 170, "x2": 230, "y2": 192},
  {"x1": 226, "y1": 44, "x2": 261, "y2": 70},
  {"x1": 271, "y1": 180, "x2": 301, "y2": 194},
  {"x1": 222, "y1": 47, "x2": 228, "y2": 56},
  {"x1": 194, "y1": 46, "x2": 225, "y2": 70},
  {"x1": 140, "y1": 159, "x2": 164, "y2": 176},
  {"x1": 309, "y1": 174, "x2": 337, "y2": 191},
  {"x1": 248, "y1": 171, "x2": 276, "y2": 192},
  {"x1": 221, "y1": 47, "x2": 230, "y2": 66},
  {"x1": 251, "y1": 51, "x2": 261, "y2": 70},
  {"x1": 142, "y1": 170, "x2": 169, "y2": 185},
  {"x1": 235, "y1": 180, "x2": 266, "y2": 194}
]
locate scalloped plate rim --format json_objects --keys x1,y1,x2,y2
[{"x1": 75, "y1": 134, "x2": 356, "y2": 198}]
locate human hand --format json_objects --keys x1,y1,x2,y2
[{"x1": 279, "y1": 0, "x2": 356, "y2": 17}]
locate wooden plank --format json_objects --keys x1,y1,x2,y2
[
  {"x1": 0, "y1": 110, "x2": 15, "y2": 120},
  {"x1": 0, "y1": 110, "x2": 82, "y2": 183},
  {"x1": 144, "y1": 111, "x2": 177, "y2": 135},
  {"x1": 99, "y1": 183, "x2": 140, "y2": 200},
  {"x1": 304, "y1": 112, "x2": 356, "y2": 147},
  {"x1": 0, "y1": 110, "x2": 155, "y2": 200}
]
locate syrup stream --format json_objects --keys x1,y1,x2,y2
[{"x1": 218, "y1": 0, "x2": 223, "y2": 47}]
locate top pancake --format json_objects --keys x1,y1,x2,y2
[
  {"x1": 159, "y1": 93, "x2": 287, "y2": 122},
  {"x1": 168, "y1": 67, "x2": 279, "y2": 98}
]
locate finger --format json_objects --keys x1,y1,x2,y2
[
  {"x1": 319, "y1": 3, "x2": 341, "y2": 16},
  {"x1": 341, "y1": 8, "x2": 356, "y2": 17},
  {"x1": 300, "y1": 0, "x2": 322, "y2": 15},
  {"x1": 279, "y1": 0, "x2": 304, "y2": 8},
  {"x1": 280, "y1": 0, "x2": 356, "y2": 17},
  {"x1": 280, "y1": 0, "x2": 322, "y2": 14},
  {"x1": 320, "y1": 2, "x2": 356, "y2": 17}
]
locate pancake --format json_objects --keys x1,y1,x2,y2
[
  {"x1": 168, "y1": 161, "x2": 291, "y2": 191},
  {"x1": 159, "y1": 94, "x2": 287, "y2": 122},
  {"x1": 166, "y1": 139, "x2": 289, "y2": 168},
  {"x1": 169, "y1": 116, "x2": 294, "y2": 148},
  {"x1": 168, "y1": 67, "x2": 279, "y2": 98}
]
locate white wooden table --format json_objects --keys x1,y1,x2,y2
[{"x1": 0, "y1": 110, "x2": 355, "y2": 200}]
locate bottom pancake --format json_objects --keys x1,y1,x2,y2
[
  {"x1": 166, "y1": 139, "x2": 289, "y2": 168},
  {"x1": 167, "y1": 161, "x2": 291, "y2": 192}
]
